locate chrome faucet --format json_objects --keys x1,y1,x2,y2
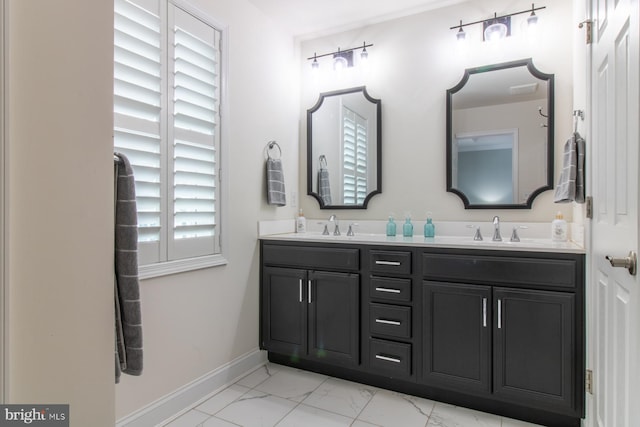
[
  {"x1": 492, "y1": 216, "x2": 502, "y2": 241},
  {"x1": 328, "y1": 215, "x2": 340, "y2": 236}
]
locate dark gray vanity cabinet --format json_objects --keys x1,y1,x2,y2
[
  {"x1": 422, "y1": 281, "x2": 492, "y2": 394},
  {"x1": 260, "y1": 243, "x2": 360, "y2": 367},
  {"x1": 492, "y1": 287, "x2": 575, "y2": 413},
  {"x1": 421, "y1": 249, "x2": 584, "y2": 419},
  {"x1": 364, "y1": 249, "x2": 415, "y2": 380},
  {"x1": 260, "y1": 239, "x2": 585, "y2": 427}
]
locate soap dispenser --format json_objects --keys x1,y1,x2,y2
[
  {"x1": 386, "y1": 214, "x2": 397, "y2": 237},
  {"x1": 403, "y1": 214, "x2": 414, "y2": 237},
  {"x1": 296, "y1": 209, "x2": 306, "y2": 233},
  {"x1": 424, "y1": 212, "x2": 435, "y2": 238},
  {"x1": 551, "y1": 211, "x2": 567, "y2": 242}
]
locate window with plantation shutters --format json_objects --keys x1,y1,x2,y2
[
  {"x1": 114, "y1": 0, "x2": 225, "y2": 274},
  {"x1": 342, "y1": 106, "x2": 368, "y2": 205}
]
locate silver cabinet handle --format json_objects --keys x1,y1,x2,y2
[
  {"x1": 482, "y1": 298, "x2": 487, "y2": 327},
  {"x1": 375, "y1": 319, "x2": 401, "y2": 326},
  {"x1": 497, "y1": 299, "x2": 502, "y2": 329},
  {"x1": 375, "y1": 354, "x2": 401, "y2": 363},
  {"x1": 299, "y1": 279, "x2": 303, "y2": 303},
  {"x1": 308, "y1": 280, "x2": 312, "y2": 304},
  {"x1": 375, "y1": 260, "x2": 401, "y2": 266},
  {"x1": 375, "y1": 287, "x2": 401, "y2": 294},
  {"x1": 605, "y1": 251, "x2": 637, "y2": 275}
]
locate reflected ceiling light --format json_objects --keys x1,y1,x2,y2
[
  {"x1": 306, "y1": 42, "x2": 373, "y2": 71},
  {"x1": 451, "y1": 3, "x2": 545, "y2": 42}
]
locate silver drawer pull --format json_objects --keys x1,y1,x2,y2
[
  {"x1": 375, "y1": 287, "x2": 401, "y2": 294},
  {"x1": 375, "y1": 260, "x2": 402, "y2": 266},
  {"x1": 482, "y1": 298, "x2": 487, "y2": 327},
  {"x1": 375, "y1": 319, "x2": 401, "y2": 326},
  {"x1": 497, "y1": 299, "x2": 502, "y2": 329},
  {"x1": 375, "y1": 354, "x2": 401, "y2": 363},
  {"x1": 299, "y1": 279, "x2": 303, "y2": 303}
]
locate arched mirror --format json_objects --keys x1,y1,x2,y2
[
  {"x1": 307, "y1": 86, "x2": 381, "y2": 209},
  {"x1": 446, "y1": 58, "x2": 554, "y2": 209}
]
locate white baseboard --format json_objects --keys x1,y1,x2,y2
[{"x1": 116, "y1": 349, "x2": 267, "y2": 427}]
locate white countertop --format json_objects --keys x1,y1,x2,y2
[{"x1": 260, "y1": 232, "x2": 586, "y2": 254}]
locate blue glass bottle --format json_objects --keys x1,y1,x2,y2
[
  {"x1": 386, "y1": 216, "x2": 396, "y2": 237},
  {"x1": 424, "y1": 217, "x2": 435, "y2": 238},
  {"x1": 403, "y1": 216, "x2": 413, "y2": 237}
]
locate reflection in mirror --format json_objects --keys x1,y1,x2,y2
[
  {"x1": 447, "y1": 58, "x2": 554, "y2": 209},
  {"x1": 307, "y1": 86, "x2": 381, "y2": 209}
]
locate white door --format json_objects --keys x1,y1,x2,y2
[{"x1": 589, "y1": 0, "x2": 640, "y2": 426}]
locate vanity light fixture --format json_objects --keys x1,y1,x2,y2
[
  {"x1": 451, "y1": 3, "x2": 546, "y2": 42},
  {"x1": 306, "y1": 42, "x2": 373, "y2": 71},
  {"x1": 455, "y1": 20, "x2": 466, "y2": 41}
]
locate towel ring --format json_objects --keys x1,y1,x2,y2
[
  {"x1": 573, "y1": 110, "x2": 584, "y2": 133},
  {"x1": 319, "y1": 154, "x2": 328, "y2": 169},
  {"x1": 266, "y1": 140, "x2": 281, "y2": 160}
]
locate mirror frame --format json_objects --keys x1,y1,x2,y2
[
  {"x1": 446, "y1": 58, "x2": 554, "y2": 209},
  {"x1": 307, "y1": 86, "x2": 382, "y2": 209}
]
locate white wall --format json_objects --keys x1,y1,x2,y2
[
  {"x1": 5, "y1": 0, "x2": 298, "y2": 424},
  {"x1": 115, "y1": 0, "x2": 299, "y2": 420},
  {"x1": 300, "y1": 0, "x2": 575, "y2": 224},
  {"x1": 7, "y1": 0, "x2": 115, "y2": 424}
]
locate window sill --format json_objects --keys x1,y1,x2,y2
[{"x1": 139, "y1": 254, "x2": 227, "y2": 280}]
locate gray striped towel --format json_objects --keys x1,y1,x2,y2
[
  {"x1": 114, "y1": 152, "x2": 143, "y2": 383},
  {"x1": 318, "y1": 168, "x2": 332, "y2": 205},
  {"x1": 267, "y1": 158, "x2": 287, "y2": 206},
  {"x1": 554, "y1": 132, "x2": 585, "y2": 204}
]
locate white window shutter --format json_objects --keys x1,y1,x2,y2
[
  {"x1": 114, "y1": 0, "x2": 165, "y2": 265},
  {"x1": 114, "y1": 0, "x2": 222, "y2": 267},
  {"x1": 168, "y1": 4, "x2": 220, "y2": 260}
]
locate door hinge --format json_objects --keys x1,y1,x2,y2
[
  {"x1": 586, "y1": 196, "x2": 593, "y2": 219},
  {"x1": 578, "y1": 20, "x2": 593, "y2": 44},
  {"x1": 586, "y1": 369, "x2": 593, "y2": 394}
]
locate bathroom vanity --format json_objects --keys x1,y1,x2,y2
[{"x1": 259, "y1": 234, "x2": 585, "y2": 427}]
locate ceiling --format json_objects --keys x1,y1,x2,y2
[{"x1": 246, "y1": 0, "x2": 467, "y2": 38}]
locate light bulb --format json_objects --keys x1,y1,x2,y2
[
  {"x1": 456, "y1": 27, "x2": 466, "y2": 41},
  {"x1": 333, "y1": 55, "x2": 347, "y2": 71},
  {"x1": 484, "y1": 22, "x2": 508, "y2": 41}
]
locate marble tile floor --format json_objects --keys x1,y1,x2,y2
[{"x1": 162, "y1": 363, "x2": 544, "y2": 427}]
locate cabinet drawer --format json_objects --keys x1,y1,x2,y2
[
  {"x1": 370, "y1": 303, "x2": 411, "y2": 339},
  {"x1": 370, "y1": 250, "x2": 412, "y2": 275},
  {"x1": 369, "y1": 338, "x2": 412, "y2": 378},
  {"x1": 370, "y1": 277, "x2": 412, "y2": 302},
  {"x1": 422, "y1": 253, "x2": 578, "y2": 289},
  {"x1": 263, "y1": 244, "x2": 359, "y2": 271}
]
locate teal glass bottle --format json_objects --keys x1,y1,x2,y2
[
  {"x1": 424, "y1": 217, "x2": 435, "y2": 238},
  {"x1": 403, "y1": 217, "x2": 413, "y2": 237},
  {"x1": 386, "y1": 216, "x2": 396, "y2": 237}
]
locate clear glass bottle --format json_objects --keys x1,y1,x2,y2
[
  {"x1": 403, "y1": 215, "x2": 413, "y2": 237},
  {"x1": 386, "y1": 215, "x2": 397, "y2": 237},
  {"x1": 424, "y1": 213, "x2": 435, "y2": 238}
]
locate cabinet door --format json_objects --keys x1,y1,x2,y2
[
  {"x1": 493, "y1": 288, "x2": 575, "y2": 413},
  {"x1": 308, "y1": 271, "x2": 359, "y2": 366},
  {"x1": 422, "y1": 281, "x2": 491, "y2": 394},
  {"x1": 261, "y1": 267, "x2": 307, "y2": 358}
]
